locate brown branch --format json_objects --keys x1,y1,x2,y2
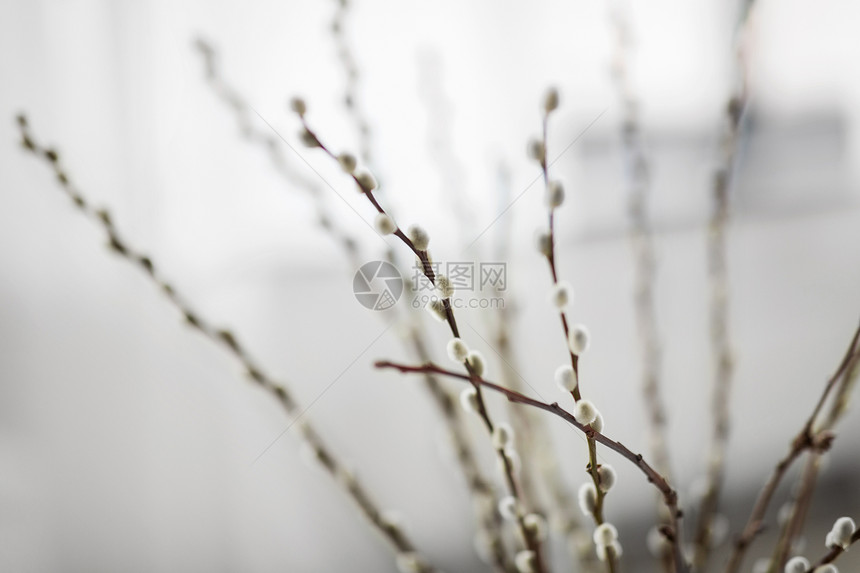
[
  {"x1": 193, "y1": 39, "x2": 363, "y2": 269},
  {"x1": 768, "y1": 329, "x2": 860, "y2": 572},
  {"x1": 723, "y1": 321, "x2": 860, "y2": 573},
  {"x1": 195, "y1": 40, "x2": 512, "y2": 571},
  {"x1": 16, "y1": 115, "x2": 439, "y2": 573},
  {"x1": 376, "y1": 359, "x2": 690, "y2": 573},
  {"x1": 803, "y1": 529, "x2": 860, "y2": 572},
  {"x1": 535, "y1": 94, "x2": 619, "y2": 573},
  {"x1": 297, "y1": 114, "x2": 548, "y2": 572},
  {"x1": 693, "y1": 0, "x2": 760, "y2": 564},
  {"x1": 607, "y1": 0, "x2": 674, "y2": 517},
  {"x1": 330, "y1": 0, "x2": 374, "y2": 165}
]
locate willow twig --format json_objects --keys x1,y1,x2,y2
[
  {"x1": 376, "y1": 359, "x2": 690, "y2": 573},
  {"x1": 330, "y1": 0, "x2": 373, "y2": 164},
  {"x1": 607, "y1": 0, "x2": 674, "y2": 505},
  {"x1": 298, "y1": 114, "x2": 549, "y2": 572},
  {"x1": 693, "y1": 1, "x2": 758, "y2": 566},
  {"x1": 17, "y1": 115, "x2": 438, "y2": 573},
  {"x1": 768, "y1": 336, "x2": 860, "y2": 571},
  {"x1": 194, "y1": 39, "x2": 362, "y2": 268},
  {"x1": 534, "y1": 95, "x2": 618, "y2": 573},
  {"x1": 197, "y1": 40, "x2": 512, "y2": 571},
  {"x1": 802, "y1": 529, "x2": 860, "y2": 572},
  {"x1": 723, "y1": 321, "x2": 860, "y2": 573}
]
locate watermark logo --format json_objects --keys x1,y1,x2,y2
[
  {"x1": 412, "y1": 261, "x2": 506, "y2": 310},
  {"x1": 353, "y1": 260, "x2": 404, "y2": 310}
]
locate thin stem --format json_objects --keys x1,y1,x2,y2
[
  {"x1": 722, "y1": 321, "x2": 860, "y2": 573},
  {"x1": 193, "y1": 39, "x2": 362, "y2": 268},
  {"x1": 17, "y1": 115, "x2": 438, "y2": 573},
  {"x1": 802, "y1": 529, "x2": 860, "y2": 572},
  {"x1": 196, "y1": 43, "x2": 512, "y2": 571},
  {"x1": 768, "y1": 330, "x2": 860, "y2": 572},
  {"x1": 607, "y1": 0, "x2": 674, "y2": 520},
  {"x1": 407, "y1": 323, "x2": 515, "y2": 573},
  {"x1": 376, "y1": 360, "x2": 690, "y2": 573},
  {"x1": 330, "y1": 0, "x2": 373, "y2": 165},
  {"x1": 299, "y1": 117, "x2": 548, "y2": 572},
  {"x1": 693, "y1": 0, "x2": 759, "y2": 564},
  {"x1": 537, "y1": 105, "x2": 616, "y2": 573}
]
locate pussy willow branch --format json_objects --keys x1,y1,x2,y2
[
  {"x1": 329, "y1": 15, "x2": 513, "y2": 561},
  {"x1": 489, "y1": 165, "x2": 594, "y2": 571},
  {"x1": 405, "y1": 319, "x2": 514, "y2": 573},
  {"x1": 537, "y1": 104, "x2": 616, "y2": 573},
  {"x1": 486, "y1": 165, "x2": 588, "y2": 571},
  {"x1": 376, "y1": 360, "x2": 690, "y2": 573},
  {"x1": 723, "y1": 321, "x2": 860, "y2": 573},
  {"x1": 331, "y1": 0, "x2": 373, "y2": 164},
  {"x1": 494, "y1": 302, "x2": 595, "y2": 570},
  {"x1": 768, "y1": 339, "x2": 860, "y2": 571},
  {"x1": 193, "y1": 39, "x2": 361, "y2": 268},
  {"x1": 802, "y1": 529, "x2": 860, "y2": 572},
  {"x1": 767, "y1": 452, "x2": 820, "y2": 573},
  {"x1": 196, "y1": 42, "x2": 511, "y2": 572},
  {"x1": 16, "y1": 115, "x2": 438, "y2": 573},
  {"x1": 607, "y1": 0, "x2": 674, "y2": 502},
  {"x1": 298, "y1": 116, "x2": 548, "y2": 572},
  {"x1": 693, "y1": 1, "x2": 757, "y2": 566}
]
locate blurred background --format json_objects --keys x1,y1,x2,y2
[{"x1": 1, "y1": 0, "x2": 860, "y2": 571}]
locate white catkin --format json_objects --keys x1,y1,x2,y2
[
  {"x1": 578, "y1": 482, "x2": 597, "y2": 516},
  {"x1": 591, "y1": 412, "x2": 605, "y2": 433},
  {"x1": 299, "y1": 128, "x2": 319, "y2": 148},
  {"x1": 436, "y1": 274, "x2": 454, "y2": 299},
  {"x1": 593, "y1": 523, "x2": 618, "y2": 545},
  {"x1": 514, "y1": 550, "x2": 536, "y2": 573},
  {"x1": 355, "y1": 170, "x2": 377, "y2": 192},
  {"x1": 407, "y1": 224, "x2": 430, "y2": 251},
  {"x1": 549, "y1": 281, "x2": 572, "y2": 309},
  {"x1": 536, "y1": 230, "x2": 552, "y2": 257},
  {"x1": 784, "y1": 557, "x2": 810, "y2": 573},
  {"x1": 524, "y1": 513, "x2": 548, "y2": 542},
  {"x1": 778, "y1": 502, "x2": 796, "y2": 527},
  {"x1": 574, "y1": 399, "x2": 599, "y2": 425},
  {"x1": 752, "y1": 559, "x2": 772, "y2": 573},
  {"x1": 491, "y1": 423, "x2": 514, "y2": 449},
  {"x1": 597, "y1": 464, "x2": 617, "y2": 492},
  {"x1": 596, "y1": 540, "x2": 623, "y2": 561},
  {"x1": 647, "y1": 526, "x2": 670, "y2": 557},
  {"x1": 555, "y1": 365, "x2": 577, "y2": 392},
  {"x1": 568, "y1": 324, "x2": 591, "y2": 355},
  {"x1": 498, "y1": 447, "x2": 521, "y2": 476},
  {"x1": 337, "y1": 152, "x2": 357, "y2": 173},
  {"x1": 546, "y1": 180, "x2": 565, "y2": 209},
  {"x1": 395, "y1": 552, "x2": 422, "y2": 573},
  {"x1": 710, "y1": 514, "x2": 729, "y2": 547},
  {"x1": 447, "y1": 338, "x2": 469, "y2": 363},
  {"x1": 543, "y1": 87, "x2": 559, "y2": 114},
  {"x1": 830, "y1": 517, "x2": 856, "y2": 549},
  {"x1": 813, "y1": 566, "x2": 838, "y2": 573},
  {"x1": 467, "y1": 350, "x2": 486, "y2": 377},
  {"x1": 374, "y1": 213, "x2": 396, "y2": 235},
  {"x1": 381, "y1": 510, "x2": 404, "y2": 529},
  {"x1": 527, "y1": 139, "x2": 546, "y2": 164},
  {"x1": 290, "y1": 97, "x2": 306, "y2": 116},
  {"x1": 426, "y1": 298, "x2": 447, "y2": 322},
  {"x1": 459, "y1": 387, "x2": 479, "y2": 414},
  {"x1": 498, "y1": 495, "x2": 521, "y2": 521}
]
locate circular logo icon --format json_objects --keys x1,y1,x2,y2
[{"x1": 353, "y1": 260, "x2": 404, "y2": 310}]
